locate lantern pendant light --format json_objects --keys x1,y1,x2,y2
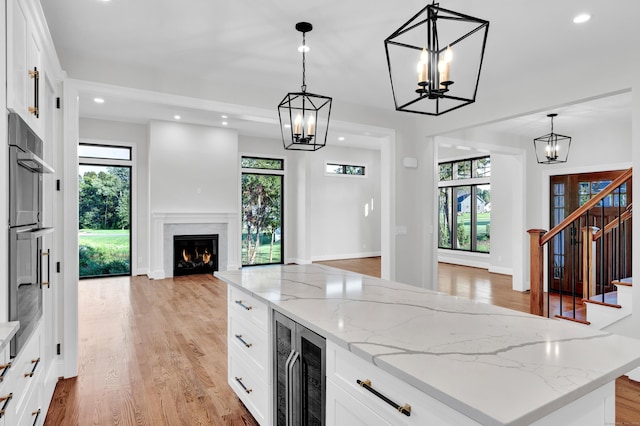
[{"x1": 278, "y1": 22, "x2": 332, "y2": 151}]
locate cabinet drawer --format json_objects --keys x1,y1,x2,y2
[
  {"x1": 327, "y1": 377, "x2": 391, "y2": 426},
  {"x1": 0, "y1": 325, "x2": 42, "y2": 426},
  {"x1": 228, "y1": 286, "x2": 269, "y2": 331},
  {"x1": 228, "y1": 346, "x2": 269, "y2": 425},
  {"x1": 228, "y1": 313, "x2": 269, "y2": 376},
  {"x1": 6, "y1": 325, "x2": 42, "y2": 420},
  {"x1": 327, "y1": 342, "x2": 479, "y2": 426},
  {"x1": 17, "y1": 382, "x2": 41, "y2": 426}
]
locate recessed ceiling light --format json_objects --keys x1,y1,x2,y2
[
  {"x1": 221, "y1": 115, "x2": 228, "y2": 119},
  {"x1": 338, "y1": 137, "x2": 345, "y2": 141},
  {"x1": 93, "y1": 97, "x2": 105, "y2": 104},
  {"x1": 298, "y1": 45, "x2": 310, "y2": 53},
  {"x1": 174, "y1": 115, "x2": 181, "y2": 120},
  {"x1": 573, "y1": 13, "x2": 591, "y2": 24},
  {"x1": 222, "y1": 121, "x2": 228, "y2": 126},
  {"x1": 284, "y1": 124, "x2": 291, "y2": 128}
]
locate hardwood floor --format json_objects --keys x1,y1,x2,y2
[
  {"x1": 45, "y1": 259, "x2": 640, "y2": 425},
  {"x1": 45, "y1": 275, "x2": 259, "y2": 426}
]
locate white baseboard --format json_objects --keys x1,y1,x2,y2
[
  {"x1": 311, "y1": 251, "x2": 381, "y2": 262},
  {"x1": 286, "y1": 258, "x2": 312, "y2": 265},
  {"x1": 438, "y1": 256, "x2": 489, "y2": 270},
  {"x1": 488, "y1": 265, "x2": 513, "y2": 276}
]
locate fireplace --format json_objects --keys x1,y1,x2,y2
[{"x1": 173, "y1": 234, "x2": 219, "y2": 276}]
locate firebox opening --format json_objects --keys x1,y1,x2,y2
[{"x1": 173, "y1": 234, "x2": 218, "y2": 276}]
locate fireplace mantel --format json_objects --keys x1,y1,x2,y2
[{"x1": 149, "y1": 212, "x2": 240, "y2": 279}]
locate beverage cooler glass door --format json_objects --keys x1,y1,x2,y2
[{"x1": 273, "y1": 310, "x2": 326, "y2": 426}]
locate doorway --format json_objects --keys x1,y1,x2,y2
[{"x1": 549, "y1": 170, "x2": 632, "y2": 295}]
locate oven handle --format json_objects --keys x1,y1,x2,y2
[
  {"x1": 16, "y1": 227, "x2": 54, "y2": 240},
  {"x1": 41, "y1": 249, "x2": 50, "y2": 288}
]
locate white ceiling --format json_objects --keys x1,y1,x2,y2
[{"x1": 40, "y1": 0, "x2": 639, "y2": 150}]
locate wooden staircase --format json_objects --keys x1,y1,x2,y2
[
  {"x1": 528, "y1": 167, "x2": 633, "y2": 328},
  {"x1": 581, "y1": 277, "x2": 633, "y2": 328}
]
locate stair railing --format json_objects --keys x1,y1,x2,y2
[{"x1": 528, "y1": 167, "x2": 632, "y2": 319}]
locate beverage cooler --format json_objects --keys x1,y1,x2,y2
[{"x1": 273, "y1": 311, "x2": 326, "y2": 426}]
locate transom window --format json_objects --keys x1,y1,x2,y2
[{"x1": 325, "y1": 163, "x2": 366, "y2": 176}]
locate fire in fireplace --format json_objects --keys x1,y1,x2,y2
[{"x1": 173, "y1": 234, "x2": 219, "y2": 276}]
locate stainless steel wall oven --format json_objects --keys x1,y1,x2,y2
[{"x1": 8, "y1": 112, "x2": 54, "y2": 358}]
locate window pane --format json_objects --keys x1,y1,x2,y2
[
  {"x1": 455, "y1": 161, "x2": 471, "y2": 179},
  {"x1": 345, "y1": 165, "x2": 365, "y2": 175},
  {"x1": 242, "y1": 173, "x2": 283, "y2": 265},
  {"x1": 476, "y1": 184, "x2": 490, "y2": 253},
  {"x1": 79, "y1": 144, "x2": 131, "y2": 160},
  {"x1": 241, "y1": 157, "x2": 284, "y2": 170},
  {"x1": 439, "y1": 163, "x2": 452, "y2": 181},
  {"x1": 438, "y1": 188, "x2": 452, "y2": 248},
  {"x1": 474, "y1": 157, "x2": 491, "y2": 178},
  {"x1": 326, "y1": 164, "x2": 343, "y2": 174},
  {"x1": 455, "y1": 186, "x2": 471, "y2": 250}
]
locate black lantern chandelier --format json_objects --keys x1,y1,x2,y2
[
  {"x1": 533, "y1": 113, "x2": 572, "y2": 164},
  {"x1": 278, "y1": 22, "x2": 332, "y2": 151},
  {"x1": 384, "y1": 2, "x2": 489, "y2": 116}
]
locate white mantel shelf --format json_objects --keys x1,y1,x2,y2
[
  {"x1": 215, "y1": 264, "x2": 640, "y2": 426},
  {"x1": 150, "y1": 211, "x2": 240, "y2": 279}
]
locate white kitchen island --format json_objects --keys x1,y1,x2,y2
[{"x1": 215, "y1": 264, "x2": 640, "y2": 426}]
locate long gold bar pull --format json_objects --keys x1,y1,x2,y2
[
  {"x1": 41, "y1": 249, "x2": 50, "y2": 288},
  {"x1": 28, "y1": 67, "x2": 40, "y2": 117},
  {"x1": 356, "y1": 378, "x2": 412, "y2": 417}
]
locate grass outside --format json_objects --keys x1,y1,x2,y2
[
  {"x1": 444, "y1": 212, "x2": 491, "y2": 252},
  {"x1": 79, "y1": 229, "x2": 130, "y2": 277},
  {"x1": 242, "y1": 233, "x2": 282, "y2": 265}
]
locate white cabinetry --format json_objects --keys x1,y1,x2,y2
[
  {"x1": 0, "y1": 323, "x2": 43, "y2": 426},
  {"x1": 227, "y1": 286, "x2": 271, "y2": 425},
  {"x1": 7, "y1": 0, "x2": 45, "y2": 139},
  {"x1": 326, "y1": 341, "x2": 479, "y2": 426}
]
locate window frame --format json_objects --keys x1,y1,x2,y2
[
  {"x1": 438, "y1": 155, "x2": 491, "y2": 253},
  {"x1": 324, "y1": 161, "x2": 367, "y2": 178}
]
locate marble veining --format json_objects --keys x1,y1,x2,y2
[{"x1": 216, "y1": 264, "x2": 640, "y2": 425}]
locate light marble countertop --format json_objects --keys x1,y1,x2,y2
[
  {"x1": 0, "y1": 321, "x2": 20, "y2": 354},
  {"x1": 215, "y1": 264, "x2": 640, "y2": 425}
]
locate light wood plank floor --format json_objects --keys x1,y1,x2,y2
[{"x1": 45, "y1": 259, "x2": 640, "y2": 425}]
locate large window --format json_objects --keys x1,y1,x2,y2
[
  {"x1": 241, "y1": 156, "x2": 284, "y2": 266},
  {"x1": 78, "y1": 143, "x2": 132, "y2": 278},
  {"x1": 438, "y1": 156, "x2": 490, "y2": 253}
]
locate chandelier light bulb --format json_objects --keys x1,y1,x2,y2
[
  {"x1": 417, "y1": 48, "x2": 429, "y2": 83},
  {"x1": 294, "y1": 113, "x2": 302, "y2": 135},
  {"x1": 307, "y1": 114, "x2": 315, "y2": 136},
  {"x1": 444, "y1": 45, "x2": 453, "y2": 63}
]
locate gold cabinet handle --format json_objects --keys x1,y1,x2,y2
[
  {"x1": 0, "y1": 393, "x2": 13, "y2": 419},
  {"x1": 235, "y1": 300, "x2": 252, "y2": 311},
  {"x1": 28, "y1": 67, "x2": 40, "y2": 118},
  {"x1": 357, "y1": 379, "x2": 411, "y2": 417},
  {"x1": 234, "y1": 334, "x2": 252, "y2": 348},
  {"x1": 0, "y1": 362, "x2": 12, "y2": 382},
  {"x1": 234, "y1": 376, "x2": 252, "y2": 394},
  {"x1": 24, "y1": 357, "x2": 40, "y2": 378}
]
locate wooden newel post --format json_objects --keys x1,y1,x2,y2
[{"x1": 528, "y1": 229, "x2": 547, "y2": 316}]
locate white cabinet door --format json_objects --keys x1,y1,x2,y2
[
  {"x1": 7, "y1": 0, "x2": 45, "y2": 138},
  {"x1": 326, "y1": 378, "x2": 391, "y2": 426}
]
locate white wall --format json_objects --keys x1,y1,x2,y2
[
  {"x1": 79, "y1": 118, "x2": 150, "y2": 274},
  {"x1": 238, "y1": 135, "x2": 382, "y2": 263},
  {"x1": 149, "y1": 120, "x2": 238, "y2": 213},
  {"x1": 308, "y1": 146, "x2": 381, "y2": 261}
]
